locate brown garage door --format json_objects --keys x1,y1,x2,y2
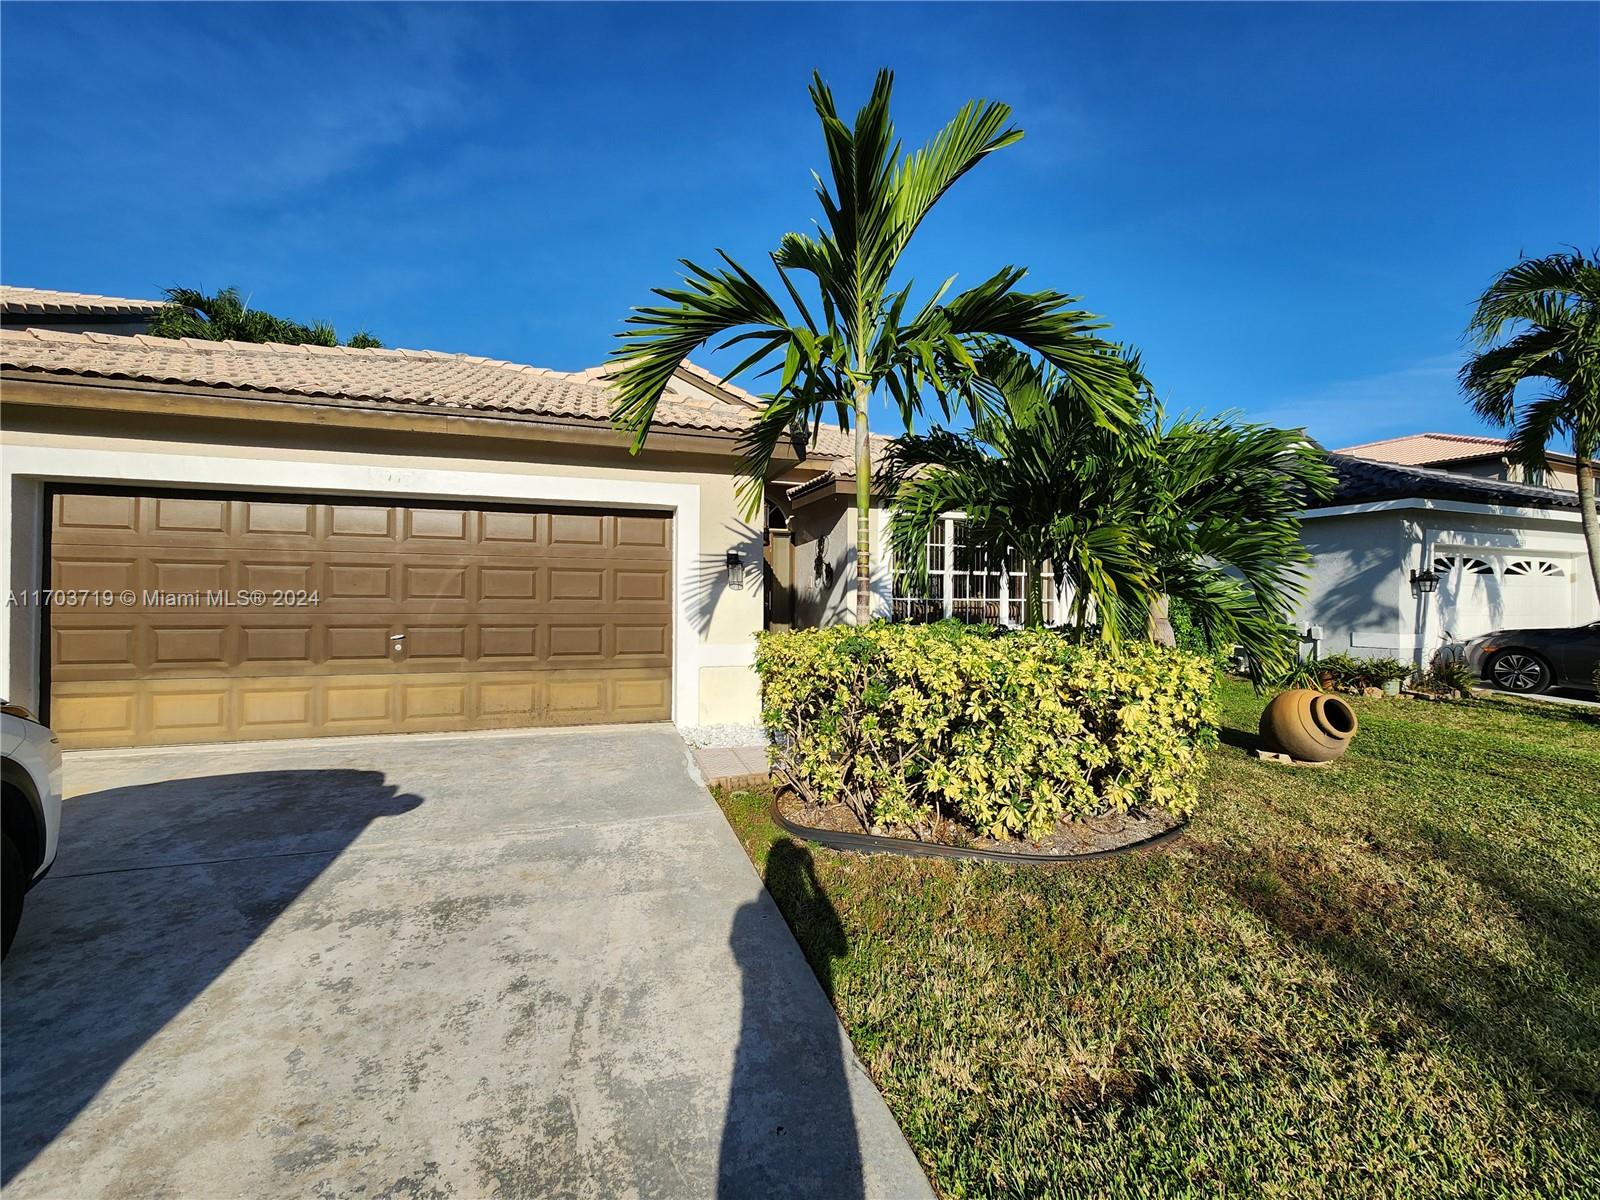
[{"x1": 46, "y1": 491, "x2": 673, "y2": 749}]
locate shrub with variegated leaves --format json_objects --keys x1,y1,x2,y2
[{"x1": 756, "y1": 622, "x2": 1218, "y2": 838}]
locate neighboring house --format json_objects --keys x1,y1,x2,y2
[
  {"x1": 1, "y1": 285, "x2": 164, "y2": 336},
  {"x1": 1296, "y1": 453, "x2": 1597, "y2": 668},
  {"x1": 0, "y1": 290, "x2": 881, "y2": 750},
  {"x1": 1335, "y1": 431, "x2": 1584, "y2": 492}
]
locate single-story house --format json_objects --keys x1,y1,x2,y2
[
  {"x1": 1296, "y1": 452, "x2": 1597, "y2": 666},
  {"x1": 10, "y1": 287, "x2": 1592, "y2": 750},
  {"x1": 0, "y1": 288, "x2": 887, "y2": 749}
]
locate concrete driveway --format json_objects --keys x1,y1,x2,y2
[{"x1": 1, "y1": 725, "x2": 929, "y2": 1199}]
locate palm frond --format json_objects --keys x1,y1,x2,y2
[
  {"x1": 1458, "y1": 327, "x2": 1566, "y2": 428},
  {"x1": 1466, "y1": 249, "x2": 1600, "y2": 343},
  {"x1": 609, "y1": 252, "x2": 795, "y2": 452}
]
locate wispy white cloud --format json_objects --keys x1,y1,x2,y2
[
  {"x1": 1250, "y1": 354, "x2": 1489, "y2": 446},
  {"x1": 5, "y1": 4, "x2": 503, "y2": 211}
]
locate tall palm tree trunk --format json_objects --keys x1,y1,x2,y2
[
  {"x1": 854, "y1": 377, "x2": 873, "y2": 625},
  {"x1": 1577, "y1": 434, "x2": 1600, "y2": 606}
]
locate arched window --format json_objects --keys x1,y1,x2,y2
[
  {"x1": 1432, "y1": 554, "x2": 1492, "y2": 576},
  {"x1": 1503, "y1": 558, "x2": 1563, "y2": 577}
]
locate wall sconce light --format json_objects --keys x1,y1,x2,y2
[
  {"x1": 1410, "y1": 567, "x2": 1440, "y2": 595},
  {"x1": 726, "y1": 549, "x2": 746, "y2": 590}
]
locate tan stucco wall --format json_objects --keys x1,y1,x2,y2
[
  {"x1": 1, "y1": 403, "x2": 763, "y2": 727},
  {"x1": 787, "y1": 492, "x2": 893, "y2": 626},
  {"x1": 1446, "y1": 458, "x2": 1579, "y2": 492}
]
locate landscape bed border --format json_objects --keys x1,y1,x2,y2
[{"x1": 766, "y1": 790, "x2": 1191, "y2": 864}]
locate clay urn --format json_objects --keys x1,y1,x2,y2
[{"x1": 1259, "y1": 689, "x2": 1358, "y2": 762}]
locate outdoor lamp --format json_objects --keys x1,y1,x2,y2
[
  {"x1": 1410, "y1": 567, "x2": 1440, "y2": 595},
  {"x1": 726, "y1": 549, "x2": 746, "y2": 590}
]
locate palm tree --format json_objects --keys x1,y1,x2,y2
[
  {"x1": 608, "y1": 71, "x2": 1135, "y2": 624},
  {"x1": 886, "y1": 347, "x2": 1334, "y2": 676},
  {"x1": 1461, "y1": 249, "x2": 1600, "y2": 602},
  {"x1": 149, "y1": 286, "x2": 382, "y2": 348}
]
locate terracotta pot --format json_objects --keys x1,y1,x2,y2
[{"x1": 1258, "y1": 689, "x2": 1359, "y2": 762}]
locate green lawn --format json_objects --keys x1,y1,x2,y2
[{"x1": 716, "y1": 679, "x2": 1600, "y2": 1199}]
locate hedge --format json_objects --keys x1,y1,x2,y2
[{"x1": 755, "y1": 622, "x2": 1219, "y2": 839}]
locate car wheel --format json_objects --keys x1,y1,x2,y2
[
  {"x1": 2, "y1": 831, "x2": 23, "y2": 960},
  {"x1": 1488, "y1": 650, "x2": 1552, "y2": 694}
]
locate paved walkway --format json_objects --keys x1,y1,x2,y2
[
  {"x1": 1474, "y1": 686, "x2": 1599, "y2": 710},
  {"x1": 1, "y1": 725, "x2": 929, "y2": 1199},
  {"x1": 693, "y1": 745, "x2": 771, "y2": 789}
]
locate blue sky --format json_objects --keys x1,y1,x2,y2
[{"x1": 3, "y1": 2, "x2": 1595, "y2": 449}]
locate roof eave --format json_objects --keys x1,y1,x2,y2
[{"x1": 0, "y1": 370, "x2": 799, "y2": 460}]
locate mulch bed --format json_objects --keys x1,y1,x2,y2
[{"x1": 773, "y1": 783, "x2": 1183, "y2": 856}]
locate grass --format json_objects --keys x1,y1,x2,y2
[{"x1": 715, "y1": 679, "x2": 1600, "y2": 1199}]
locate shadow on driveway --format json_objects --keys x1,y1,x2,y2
[{"x1": 1, "y1": 769, "x2": 421, "y2": 1185}]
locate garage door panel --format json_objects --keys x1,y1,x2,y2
[
  {"x1": 406, "y1": 508, "x2": 470, "y2": 542},
  {"x1": 241, "y1": 625, "x2": 315, "y2": 664},
  {"x1": 327, "y1": 504, "x2": 395, "y2": 540},
  {"x1": 548, "y1": 624, "x2": 606, "y2": 661},
  {"x1": 616, "y1": 515, "x2": 671, "y2": 548},
  {"x1": 241, "y1": 560, "x2": 316, "y2": 592},
  {"x1": 615, "y1": 569, "x2": 670, "y2": 603},
  {"x1": 615, "y1": 676, "x2": 672, "y2": 715},
  {"x1": 52, "y1": 691, "x2": 136, "y2": 742},
  {"x1": 481, "y1": 510, "x2": 539, "y2": 546},
  {"x1": 327, "y1": 562, "x2": 396, "y2": 601},
  {"x1": 53, "y1": 555, "x2": 138, "y2": 592},
  {"x1": 480, "y1": 624, "x2": 538, "y2": 660},
  {"x1": 49, "y1": 494, "x2": 673, "y2": 747},
  {"x1": 147, "y1": 686, "x2": 230, "y2": 739},
  {"x1": 480, "y1": 566, "x2": 539, "y2": 601},
  {"x1": 550, "y1": 512, "x2": 606, "y2": 546},
  {"x1": 615, "y1": 624, "x2": 670, "y2": 658},
  {"x1": 325, "y1": 682, "x2": 394, "y2": 727},
  {"x1": 150, "y1": 625, "x2": 230, "y2": 668},
  {"x1": 152, "y1": 497, "x2": 229, "y2": 535},
  {"x1": 55, "y1": 493, "x2": 138, "y2": 534},
  {"x1": 237, "y1": 684, "x2": 316, "y2": 737},
  {"x1": 549, "y1": 567, "x2": 604, "y2": 601},
  {"x1": 404, "y1": 625, "x2": 469, "y2": 661},
  {"x1": 241, "y1": 500, "x2": 317, "y2": 538},
  {"x1": 53, "y1": 625, "x2": 138, "y2": 670},
  {"x1": 403, "y1": 564, "x2": 468, "y2": 600},
  {"x1": 151, "y1": 558, "x2": 232, "y2": 596}
]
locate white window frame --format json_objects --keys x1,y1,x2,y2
[{"x1": 891, "y1": 512, "x2": 1064, "y2": 627}]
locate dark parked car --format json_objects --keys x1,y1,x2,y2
[{"x1": 1463, "y1": 621, "x2": 1600, "y2": 694}]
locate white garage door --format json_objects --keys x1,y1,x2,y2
[{"x1": 1433, "y1": 552, "x2": 1573, "y2": 639}]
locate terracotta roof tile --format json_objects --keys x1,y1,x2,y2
[
  {"x1": 1331, "y1": 431, "x2": 1514, "y2": 465},
  {"x1": 1, "y1": 285, "x2": 165, "y2": 317},
  {"x1": 0, "y1": 326, "x2": 754, "y2": 435},
  {"x1": 1, "y1": 326, "x2": 897, "y2": 482}
]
